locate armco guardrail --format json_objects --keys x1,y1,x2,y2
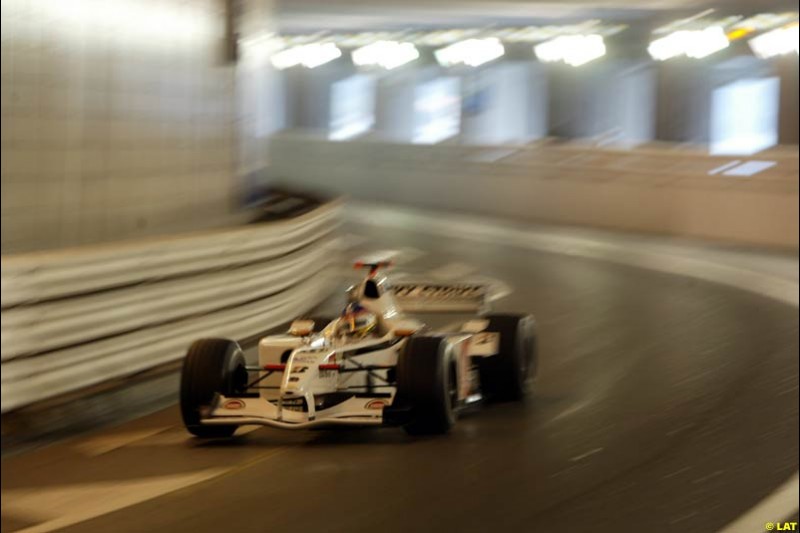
[{"x1": 0, "y1": 202, "x2": 342, "y2": 412}]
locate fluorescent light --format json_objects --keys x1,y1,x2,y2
[
  {"x1": 271, "y1": 42, "x2": 342, "y2": 70},
  {"x1": 748, "y1": 24, "x2": 799, "y2": 59},
  {"x1": 648, "y1": 31, "x2": 686, "y2": 60},
  {"x1": 534, "y1": 34, "x2": 606, "y2": 66},
  {"x1": 648, "y1": 26, "x2": 729, "y2": 61},
  {"x1": 686, "y1": 26, "x2": 730, "y2": 58},
  {"x1": 435, "y1": 38, "x2": 505, "y2": 68},
  {"x1": 352, "y1": 41, "x2": 420, "y2": 69},
  {"x1": 301, "y1": 43, "x2": 342, "y2": 68}
]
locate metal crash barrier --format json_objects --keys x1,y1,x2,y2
[{"x1": 0, "y1": 202, "x2": 342, "y2": 412}]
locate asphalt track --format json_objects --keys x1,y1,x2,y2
[{"x1": 2, "y1": 216, "x2": 798, "y2": 533}]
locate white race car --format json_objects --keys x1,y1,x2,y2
[{"x1": 180, "y1": 260, "x2": 537, "y2": 436}]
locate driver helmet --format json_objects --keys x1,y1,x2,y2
[{"x1": 338, "y1": 302, "x2": 377, "y2": 339}]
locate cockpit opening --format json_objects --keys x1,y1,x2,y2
[{"x1": 364, "y1": 279, "x2": 381, "y2": 299}]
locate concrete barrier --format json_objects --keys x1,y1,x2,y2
[{"x1": 269, "y1": 133, "x2": 798, "y2": 249}]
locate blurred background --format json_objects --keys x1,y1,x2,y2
[
  {"x1": 1, "y1": 1, "x2": 798, "y2": 533},
  {"x1": 1, "y1": 0, "x2": 798, "y2": 253}
]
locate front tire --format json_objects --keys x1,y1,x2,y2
[
  {"x1": 396, "y1": 336, "x2": 458, "y2": 435},
  {"x1": 479, "y1": 314, "x2": 537, "y2": 401},
  {"x1": 180, "y1": 338, "x2": 246, "y2": 438}
]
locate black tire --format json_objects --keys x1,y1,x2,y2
[
  {"x1": 479, "y1": 314, "x2": 537, "y2": 401},
  {"x1": 180, "y1": 338, "x2": 246, "y2": 438},
  {"x1": 396, "y1": 336, "x2": 458, "y2": 435}
]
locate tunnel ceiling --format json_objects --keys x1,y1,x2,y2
[{"x1": 275, "y1": 0, "x2": 799, "y2": 32}]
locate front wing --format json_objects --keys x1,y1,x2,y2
[{"x1": 202, "y1": 393, "x2": 393, "y2": 429}]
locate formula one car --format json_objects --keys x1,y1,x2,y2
[{"x1": 180, "y1": 259, "x2": 537, "y2": 436}]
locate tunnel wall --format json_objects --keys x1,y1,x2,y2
[
  {"x1": 1, "y1": 0, "x2": 238, "y2": 254},
  {"x1": 549, "y1": 60, "x2": 656, "y2": 146},
  {"x1": 269, "y1": 134, "x2": 799, "y2": 249},
  {"x1": 0, "y1": 202, "x2": 342, "y2": 413}
]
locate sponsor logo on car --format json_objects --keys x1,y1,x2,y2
[
  {"x1": 223, "y1": 399, "x2": 245, "y2": 410},
  {"x1": 365, "y1": 399, "x2": 388, "y2": 410},
  {"x1": 392, "y1": 284, "x2": 485, "y2": 300}
]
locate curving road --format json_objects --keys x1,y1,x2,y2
[{"x1": 2, "y1": 211, "x2": 798, "y2": 533}]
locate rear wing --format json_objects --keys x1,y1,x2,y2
[{"x1": 389, "y1": 282, "x2": 490, "y2": 313}]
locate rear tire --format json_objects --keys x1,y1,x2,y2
[
  {"x1": 479, "y1": 314, "x2": 537, "y2": 401},
  {"x1": 180, "y1": 338, "x2": 246, "y2": 438},
  {"x1": 396, "y1": 336, "x2": 458, "y2": 435}
]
